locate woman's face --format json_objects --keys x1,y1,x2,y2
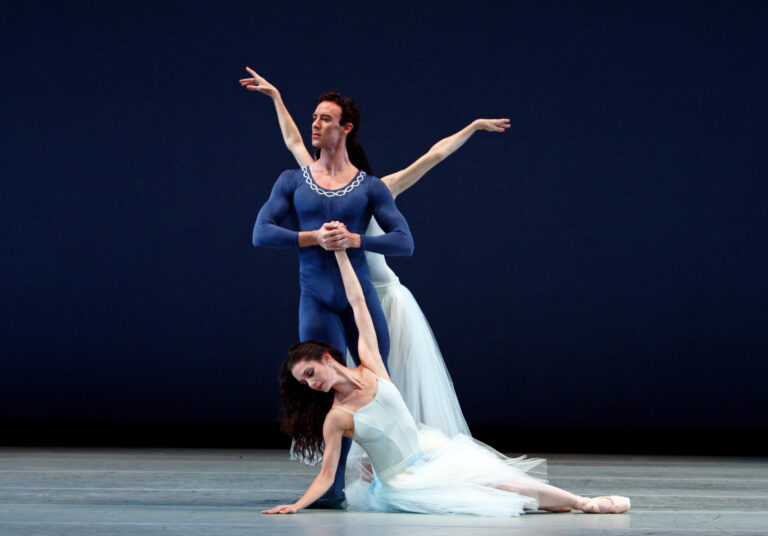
[{"x1": 291, "y1": 356, "x2": 335, "y2": 392}]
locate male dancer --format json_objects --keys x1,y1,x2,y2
[{"x1": 252, "y1": 91, "x2": 413, "y2": 506}]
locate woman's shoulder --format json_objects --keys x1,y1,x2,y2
[
  {"x1": 345, "y1": 364, "x2": 381, "y2": 384},
  {"x1": 323, "y1": 406, "x2": 353, "y2": 437},
  {"x1": 325, "y1": 405, "x2": 354, "y2": 422},
  {"x1": 360, "y1": 364, "x2": 391, "y2": 383}
]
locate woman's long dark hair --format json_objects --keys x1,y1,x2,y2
[
  {"x1": 314, "y1": 90, "x2": 373, "y2": 175},
  {"x1": 280, "y1": 340, "x2": 347, "y2": 462}
]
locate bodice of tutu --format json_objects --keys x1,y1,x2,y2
[
  {"x1": 364, "y1": 219, "x2": 400, "y2": 287},
  {"x1": 352, "y1": 378, "x2": 421, "y2": 482}
]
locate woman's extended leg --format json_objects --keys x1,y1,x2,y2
[{"x1": 499, "y1": 480, "x2": 630, "y2": 514}]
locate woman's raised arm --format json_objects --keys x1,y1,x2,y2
[
  {"x1": 334, "y1": 250, "x2": 390, "y2": 380},
  {"x1": 240, "y1": 67, "x2": 314, "y2": 167},
  {"x1": 381, "y1": 118, "x2": 510, "y2": 199}
]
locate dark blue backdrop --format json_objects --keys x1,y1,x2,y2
[{"x1": 2, "y1": 1, "x2": 766, "y2": 433}]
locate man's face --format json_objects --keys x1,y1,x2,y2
[{"x1": 311, "y1": 101, "x2": 347, "y2": 149}]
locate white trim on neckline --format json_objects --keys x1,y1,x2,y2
[{"x1": 303, "y1": 166, "x2": 366, "y2": 197}]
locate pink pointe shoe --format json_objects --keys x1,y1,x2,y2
[{"x1": 579, "y1": 495, "x2": 631, "y2": 514}]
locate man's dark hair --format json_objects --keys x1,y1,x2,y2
[{"x1": 315, "y1": 90, "x2": 373, "y2": 175}]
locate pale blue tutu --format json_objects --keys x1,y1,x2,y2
[{"x1": 347, "y1": 426, "x2": 547, "y2": 517}]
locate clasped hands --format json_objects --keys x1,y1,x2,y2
[{"x1": 316, "y1": 221, "x2": 360, "y2": 251}]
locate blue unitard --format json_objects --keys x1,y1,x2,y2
[{"x1": 253, "y1": 167, "x2": 413, "y2": 499}]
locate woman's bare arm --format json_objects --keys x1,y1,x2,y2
[
  {"x1": 261, "y1": 411, "x2": 346, "y2": 514},
  {"x1": 240, "y1": 67, "x2": 314, "y2": 167},
  {"x1": 334, "y1": 250, "x2": 390, "y2": 380},
  {"x1": 381, "y1": 118, "x2": 510, "y2": 199}
]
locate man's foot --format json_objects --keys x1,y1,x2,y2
[{"x1": 306, "y1": 496, "x2": 348, "y2": 509}]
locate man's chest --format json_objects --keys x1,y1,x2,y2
[{"x1": 293, "y1": 186, "x2": 370, "y2": 228}]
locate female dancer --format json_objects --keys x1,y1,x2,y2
[
  {"x1": 262, "y1": 249, "x2": 631, "y2": 516},
  {"x1": 241, "y1": 67, "x2": 508, "y2": 436}
]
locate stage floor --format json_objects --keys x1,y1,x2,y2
[{"x1": 0, "y1": 448, "x2": 765, "y2": 535}]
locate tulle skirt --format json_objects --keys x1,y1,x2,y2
[{"x1": 347, "y1": 426, "x2": 548, "y2": 517}]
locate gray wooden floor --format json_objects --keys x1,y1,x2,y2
[{"x1": 0, "y1": 448, "x2": 765, "y2": 535}]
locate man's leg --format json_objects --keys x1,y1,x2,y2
[
  {"x1": 299, "y1": 292, "x2": 346, "y2": 350},
  {"x1": 298, "y1": 292, "x2": 348, "y2": 506}
]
